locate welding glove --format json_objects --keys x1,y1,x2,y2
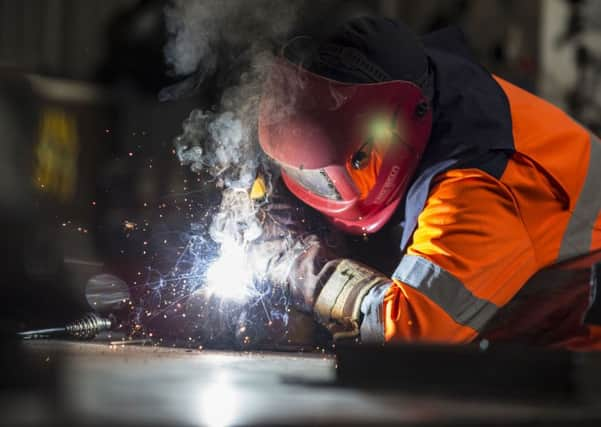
[
  {"x1": 310, "y1": 259, "x2": 390, "y2": 341},
  {"x1": 248, "y1": 215, "x2": 389, "y2": 340},
  {"x1": 247, "y1": 228, "x2": 333, "y2": 311},
  {"x1": 247, "y1": 186, "x2": 342, "y2": 309},
  {"x1": 248, "y1": 179, "x2": 392, "y2": 341},
  {"x1": 254, "y1": 235, "x2": 390, "y2": 340}
]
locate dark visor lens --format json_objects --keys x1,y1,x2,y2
[{"x1": 282, "y1": 166, "x2": 341, "y2": 200}]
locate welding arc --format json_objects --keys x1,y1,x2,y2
[{"x1": 17, "y1": 312, "x2": 112, "y2": 340}]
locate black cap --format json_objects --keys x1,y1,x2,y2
[{"x1": 285, "y1": 17, "x2": 429, "y2": 87}]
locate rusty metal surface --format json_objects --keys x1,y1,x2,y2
[{"x1": 4, "y1": 340, "x2": 601, "y2": 426}]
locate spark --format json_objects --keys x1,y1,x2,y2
[{"x1": 123, "y1": 220, "x2": 137, "y2": 231}]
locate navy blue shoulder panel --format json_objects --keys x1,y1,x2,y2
[{"x1": 399, "y1": 27, "x2": 515, "y2": 251}]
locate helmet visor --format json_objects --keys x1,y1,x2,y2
[{"x1": 280, "y1": 165, "x2": 342, "y2": 201}]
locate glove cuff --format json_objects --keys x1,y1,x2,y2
[{"x1": 314, "y1": 259, "x2": 389, "y2": 340}]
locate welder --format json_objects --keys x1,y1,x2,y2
[{"x1": 257, "y1": 17, "x2": 601, "y2": 350}]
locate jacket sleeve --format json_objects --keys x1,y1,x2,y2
[{"x1": 360, "y1": 169, "x2": 539, "y2": 344}]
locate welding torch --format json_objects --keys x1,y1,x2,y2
[
  {"x1": 16, "y1": 272, "x2": 132, "y2": 341},
  {"x1": 17, "y1": 312, "x2": 113, "y2": 340}
]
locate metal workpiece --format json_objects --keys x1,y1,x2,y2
[{"x1": 3, "y1": 341, "x2": 601, "y2": 427}]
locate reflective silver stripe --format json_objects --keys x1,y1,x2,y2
[
  {"x1": 558, "y1": 135, "x2": 601, "y2": 262},
  {"x1": 392, "y1": 255, "x2": 498, "y2": 331}
]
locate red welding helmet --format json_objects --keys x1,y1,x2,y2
[{"x1": 258, "y1": 18, "x2": 433, "y2": 234}]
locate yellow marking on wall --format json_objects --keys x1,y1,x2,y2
[{"x1": 34, "y1": 108, "x2": 79, "y2": 201}]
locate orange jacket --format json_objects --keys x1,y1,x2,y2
[{"x1": 370, "y1": 77, "x2": 601, "y2": 350}]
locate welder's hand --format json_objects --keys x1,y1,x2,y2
[
  {"x1": 285, "y1": 238, "x2": 339, "y2": 312},
  {"x1": 246, "y1": 232, "x2": 334, "y2": 311},
  {"x1": 312, "y1": 259, "x2": 391, "y2": 340},
  {"x1": 246, "y1": 191, "x2": 342, "y2": 312},
  {"x1": 248, "y1": 232, "x2": 391, "y2": 340}
]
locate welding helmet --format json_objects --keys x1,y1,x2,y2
[{"x1": 258, "y1": 17, "x2": 433, "y2": 234}]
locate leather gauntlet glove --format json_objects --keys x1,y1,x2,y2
[{"x1": 313, "y1": 259, "x2": 390, "y2": 341}]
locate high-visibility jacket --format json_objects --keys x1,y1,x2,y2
[{"x1": 359, "y1": 28, "x2": 601, "y2": 350}]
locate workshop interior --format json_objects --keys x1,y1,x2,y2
[{"x1": 3, "y1": 0, "x2": 601, "y2": 426}]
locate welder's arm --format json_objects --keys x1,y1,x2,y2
[{"x1": 313, "y1": 170, "x2": 539, "y2": 343}]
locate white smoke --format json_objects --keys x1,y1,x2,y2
[
  {"x1": 163, "y1": 1, "x2": 216, "y2": 76},
  {"x1": 168, "y1": 0, "x2": 300, "y2": 189},
  {"x1": 164, "y1": 0, "x2": 299, "y2": 77},
  {"x1": 175, "y1": 109, "x2": 256, "y2": 187},
  {"x1": 166, "y1": 0, "x2": 308, "y2": 307}
]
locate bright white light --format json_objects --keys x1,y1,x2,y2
[
  {"x1": 198, "y1": 371, "x2": 240, "y2": 427},
  {"x1": 204, "y1": 237, "x2": 254, "y2": 303}
]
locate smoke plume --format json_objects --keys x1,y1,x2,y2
[
  {"x1": 164, "y1": 0, "x2": 298, "y2": 76},
  {"x1": 168, "y1": 0, "x2": 299, "y2": 189},
  {"x1": 152, "y1": 0, "x2": 327, "y2": 348}
]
